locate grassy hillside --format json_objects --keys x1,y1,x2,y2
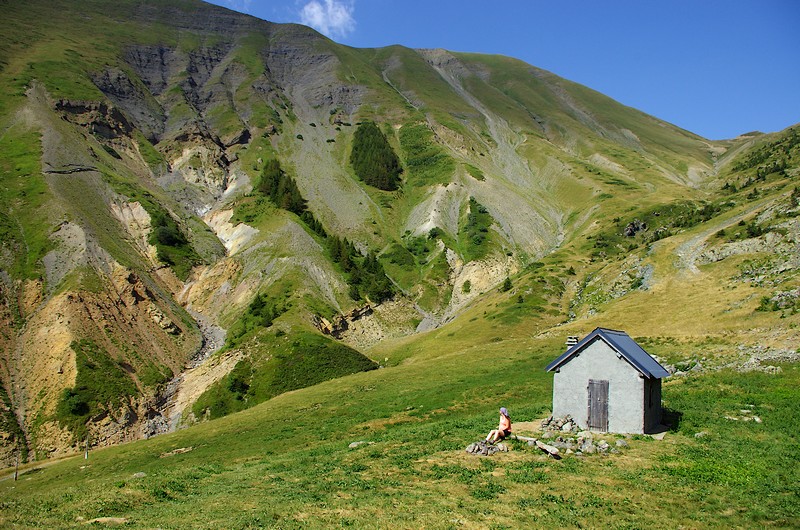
[
  {"x1": 1, "y1": 327, "x2": 797, "y2": 528},
  {"x1": 0, "y1": 4, "x2": 798, "y2": 516}
]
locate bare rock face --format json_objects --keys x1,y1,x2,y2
[
  {"x1": 0, "y1": 261, "x2": 201, "y2": 463},
  {"x1": 330, "y1": 299, "x2": 420, "y2": 350},
  {"x1": 109, "y1": 200, "x2": 158, "y2": 263},
  {"x1": 55, "y1": 99, "x2": 134, "y2": 140},
  {"x1": 265, "y1": 26, "x2": 365, "y2": 113},
  {"x1": 203, "y1": 209, "x2": 259, "y2": 255},
  {"x1": 91, "y1": 68, "x2": 165, "y2": 141}
]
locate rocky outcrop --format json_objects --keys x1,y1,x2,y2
[
  {"x1": 91, "y1": 68, "x2": 165, "y2": 141},
  {"x1": 465, "y1": 440, "x2": 509, "y2": 456},
  {"x1": 109, "y1": 200, "x2": 158, "y2": 263},
  {"x1": 203, "y1": 209, "x2": 258, "y2": 255},
  {"x1": 333, "y1": 299, "x2": 421, "y2": 350},
  {"x1": 623, "y1": 219, "x2": 647, "y2": 237},
  {"x1": 1, "y1": 263, "x2": 200, "y2": 462},
  {"x1": 55, "y1": 99, "x2": 133, "y2": 140},
  {"x1": 313, "y1": 304, "x2": 373, "y2": 337}
]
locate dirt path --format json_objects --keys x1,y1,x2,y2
[
  {"x1": 673, "y1": 197, "x2": 773, "y2": 274},
  {"x1": 0, "y1": 452, "x2": 74, "y2": 482}
]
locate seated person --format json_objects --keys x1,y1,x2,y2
[{"x1": 486, "y1": 407, "x2": 511, "y2": 443}]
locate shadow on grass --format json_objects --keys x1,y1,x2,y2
[{"x1": 662, "y1": 407, "x2": 683, "y2": 432}]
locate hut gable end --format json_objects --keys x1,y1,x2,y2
[
  {"x1": 545, "y1": 327, "x2": 669, "y2": 434},
  {"x1": 546, "y1": 328, "x2": 669, "y2": 379}
]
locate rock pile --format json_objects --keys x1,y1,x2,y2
[
  {"x1": 732, "y1": 344, "x2": 798, "y2": 374},
  {"x1": 540, "y1": 414, "x2": 580, "y2": 433},
  {"x1": 538, "y1": 415, "x2": 627, "y2": 456},
  {"x1": 465, "y1": 440, "x2": 509, "y2": 456}
]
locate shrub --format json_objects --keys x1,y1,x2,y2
[{"x1": 147, "y1": 209, "x2": 200, "y2": 279}]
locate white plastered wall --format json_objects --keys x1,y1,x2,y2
[{"x1": 551, "y1": 339, "x2": 645, "y2": 433}]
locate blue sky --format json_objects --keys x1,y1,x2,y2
[{"x1": 207, "y1": 0, "x2": 799, "y2": 140}]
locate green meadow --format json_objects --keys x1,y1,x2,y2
[{"x1": 2, "y1": 328, "x2": 798, "y2": 528}]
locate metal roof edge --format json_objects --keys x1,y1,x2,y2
[
  {"x1": 545, "y1": 327, "x2": 669, "y2": 379},
  {"x1": 544, "y1": 327, "x2": 603, "y2": 372}
]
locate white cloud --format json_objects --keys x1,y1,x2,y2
[{"x1": 299, "y1": 0, "x2": 356, "y2": 39}]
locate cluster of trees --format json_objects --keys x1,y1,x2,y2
[
  {"x1": 733, "y1": 127, "x2": 799, "y2": 172},
  {"x1": 227, "y1": 293, "x2": 288, "y2": 347},
  {"x1": 350, "y1": 121, "x2": 402, "y2": 191},
  {"x1": 148, "y1": 208, "x2": 201, "y2": 279},
  {"x1": 256, "y1": 159, "x2": 328, "y2": 239},
  {"x1": 327, "y1": 236, "x2": 394, "y2": 302},
  {"x1": 726, "y1": 128, "x2": 798, "y2": 194},
  {"x1": 717, "y1": 219, "x2": 771, "y2": 242},
  {"x1": 151, "y1": 210, "x2": 187, "y2": 247},
  {"x1": 255, "y1": 158, "x2": 394, "y2": 303},
  {"x1": 256, "y1": 159, "x2": 306, "y2": 215},
  {"x1": 463, "y1": 197, "x2": 492, "y2": 261}
]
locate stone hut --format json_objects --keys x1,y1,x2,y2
[{"x1": 545, "y1": 327, "x2": 669, "y2": 434}]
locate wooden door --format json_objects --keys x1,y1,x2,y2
[{"x1": 588, "y1": 379, "x2": 609, "y2": 431}]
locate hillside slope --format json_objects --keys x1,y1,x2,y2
[{"x1": 0, "y1": 0, "x2": 796, "y2": 466}]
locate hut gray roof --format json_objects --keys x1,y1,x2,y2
[{"x1": 545, "y1": 327, "x2": 670, "y2": 379}]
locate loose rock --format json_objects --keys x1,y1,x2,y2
[{"x1": 465, "y1": 440, "x2": 508, "y2": 456}]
